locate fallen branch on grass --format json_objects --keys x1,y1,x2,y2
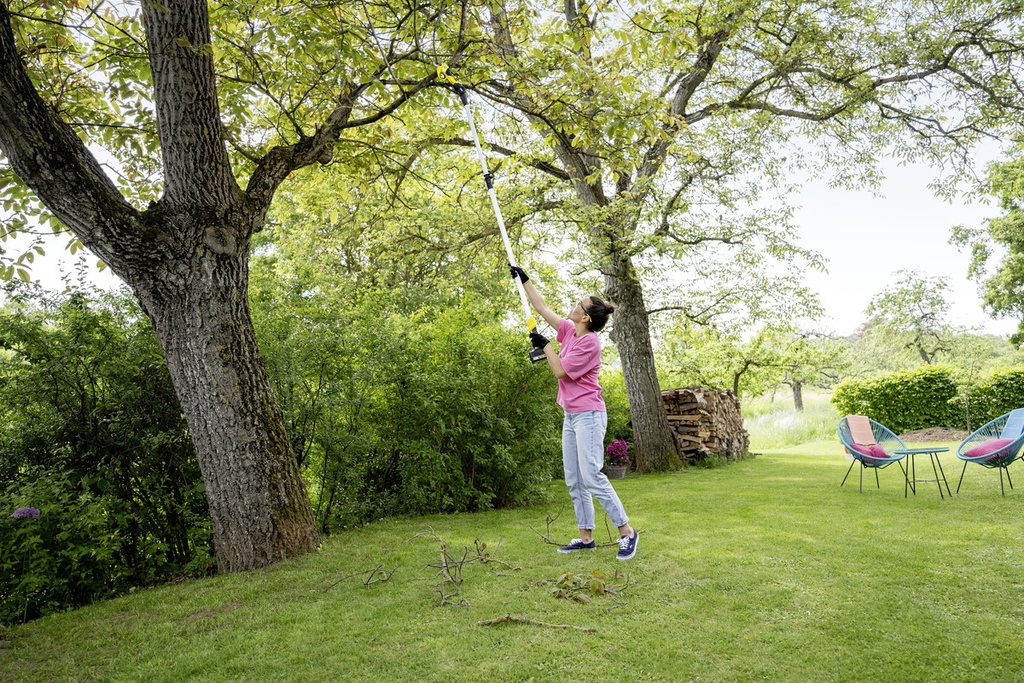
[
  {"x1": 527, "y1": 504, "x2": 566, "y2": 547},
  {"x1": 318, "y1": 565, "x2": 397, "y2": 593},
  {"x1": 408, "y1": 528, "x2": 525, "y2": 607},
  {"x1": 474, "y1": 538, "x2": 522, "y2": 571},
  {"x1": 527, "y1": 505, "x2": 620, "y2": 548},
  {"x1": 477, "y1": 614, "x2": 596, "y2": 632},
  {"x1": 531, "y1": 569, "x2": 633, "y2": 609},
  {"x1": 409, "y1": 529, "x2": 472, "y2": 607}
]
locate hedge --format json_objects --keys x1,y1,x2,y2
[
  {"x1": 831, "y1": 365, "x2": 961, "y2": 434},
  {"x1": 967, "y1": 369, "x2": 1024, "y2": 429}
]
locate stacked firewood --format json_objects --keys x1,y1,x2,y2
[{"x1": 662, "y1": 387, "x2": 750, "y2": 462}]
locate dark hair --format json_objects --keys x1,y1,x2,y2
[{"x1": 582, "y1": 296, "x2": 616, "y2": 332}]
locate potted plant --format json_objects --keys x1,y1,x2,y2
[{"x1": 605, "y1": 439, "x2": 630, "y2": 479}]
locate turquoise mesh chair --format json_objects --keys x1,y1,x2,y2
[
  {"x1": 956, "y1": 409, "x2": 1024, "y2": 496},
  {"x1": 837, "y1": 416, "x2": 910, "y2": 493}
]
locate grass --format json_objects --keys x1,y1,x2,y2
[
  {"x1": 4, "y1": 440, "x2": 1024, "y2": 682},
  {"x1": 743, "y1": 392, "x2": 841, "y2": 450}
]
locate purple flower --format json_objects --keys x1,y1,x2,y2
[
  {"x1": 12, "y1": 507, "x2": 40, "y2": 520},
  {"x1": 605, "y1": 439, "x2": 630, "y2": 466}
]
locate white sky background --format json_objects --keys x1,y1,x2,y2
[
  {"x1": 8, "y1": 151, "x2": 1018, "y2": 340},
  {"x1": 794, "y1": 155, "x2": 1016, "y2": 338}
]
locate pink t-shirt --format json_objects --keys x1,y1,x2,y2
[{"x1": 556, "y1": 319, "x2": 605, "y2": 413}]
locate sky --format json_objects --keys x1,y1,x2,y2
[
  {"x1": 792, "y1": 155, "x2": 1015, "y2": 338},
  {"x1": 8, "y1": 152, "x2": 1018, "y2": 340}
]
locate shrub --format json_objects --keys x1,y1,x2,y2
[
  {"x1": 601, "y1": 370, "x2": 633, "y2": 444},
  {"x1": 253, "y1": 286, "x2": 562, "y2": 532},
  {"x1": 966, "y1": 369, "x2": 1024, "y2": 428},
  {"x1": 0, "y1": 282, "x2": 212, "y2": 623},
  {"x1": 831, "y1": 365, "x2": 962, "y2": 434},
  {"x1": 0, "y1": 471, "x2": 122, "y2": 625}
]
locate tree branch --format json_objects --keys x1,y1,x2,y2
[
  {"x1": 141, "y1": 0, "x2": 239, "y2": 209},
  {"x1": 433, "y1": 136, "x2": 572, "y2": 181},
  {"x1": 0, "y1": 3, "x2": 142, "y2": 272},
  {"x1": 245, "y1": 72, "x2": 441, "y2": 216}
]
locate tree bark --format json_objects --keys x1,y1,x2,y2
[
  {"x1": 605, "y1": 250, "x2": 680, "y2": 472},
  {"x1": 791, "y1": 380, "x2": 804, "y2": 412},
  {"x1": 132, "y1": 242, "x2": 319, "y2": 571}
]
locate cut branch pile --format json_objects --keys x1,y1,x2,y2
[
  {"x1": 409, "y1": 529, "x2": 522, "y2": 608},
  {"x1": 662, "y1": 387, "x2": 749, "y2": 462}
]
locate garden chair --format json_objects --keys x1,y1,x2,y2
[
  {"x1": 837, "y1": 415, "x2": 910, "y2": 493},
  {"x1": 956, "y1": 409, "x2": 1024, "y2": 496}
]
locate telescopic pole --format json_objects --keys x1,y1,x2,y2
[{"x1": 437, "y1": 64, "x2": 545, "y2": 363}]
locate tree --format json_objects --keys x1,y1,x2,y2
[
  {"x1": 660, "y1": 321, "x2": 794, "y2": 398},
  {"x1": 0, "y1": 0, "x2": 469, "y2": 571},
  {"x1": 774, "y1": 333, "x2": 848, "y2": 410},
  {"x1": 952, "y1": 148, "x2": 1024, "y2": 345},
  {"x1": 864, "y1": 269, "x2": 952, "y2": 364},
  {"x1": 434, "y1": 0, "x2": 1024, "y2": 471},
  {"x1": 658, "y1": 315, "x2": 846, "y2": 410}
]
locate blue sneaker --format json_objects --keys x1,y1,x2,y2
[
  {"x1": 558, "y1": 538, "x2": 596, "y2": 554},
  {"x1": 616, "y1": 530, "x2": 638, "y2": 561}
]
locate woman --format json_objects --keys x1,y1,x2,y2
[{"x1": 510, "y1": 266, "x2": 638, "y2": 561}]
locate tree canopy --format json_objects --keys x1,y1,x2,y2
[
  {"x1": 953, "y1": 147, "x2": 1024, "y2": 345},
  {"x1": 864, "y1": 269, "x2": 952, "y2": 364}
]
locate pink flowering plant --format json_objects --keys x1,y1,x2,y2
[{"x1": 605, "y1": 439, "x2": 630, "y2": 467}]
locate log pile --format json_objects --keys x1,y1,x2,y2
[{"x1": 662, "y1": 387, "x2": 750, "y2": 462}]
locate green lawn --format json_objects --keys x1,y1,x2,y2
[{"x1": 4, "y1": 441, "x2": 1024, "y2": 682}]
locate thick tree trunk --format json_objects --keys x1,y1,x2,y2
[
  {"x1": 606, "y1": 253, "x2": 680, "y2": 473},
  {"x1": 130, "y1": 240, "x2": 319, "y2": 571}
]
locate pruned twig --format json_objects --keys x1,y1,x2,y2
[
  {"x1": 477, "y1": 614, "x2": 596, "y2": 632},
  {"x1": 528, "y1": 505, "x2": 619, "y2": 548},
  {"x1": 474, "y1": 537, "x2": 522, "y2": 571},
  {"x1": 531, "y1": 569, "x2": 633, "y2": 607},
  {"x1": 318, "y1": 564, "x2": 397, "y2": 593},
  {"x1": 410, "y1": 528, "x2": 471, "y2": 607},
  {"x1": 528, "y1": 504, "x2": 566, "y2": 546}
]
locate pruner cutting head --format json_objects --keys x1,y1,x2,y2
[
  {"x1": 436, "y1": 63, "x2": 467, "y2": 103},
  {"x1": 436, "y1": 63, "x2": 457, "y2": 85}
]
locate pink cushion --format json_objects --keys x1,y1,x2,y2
[
  {"x1": 850, "y1": 444, "x2": 890, "y2": 459},
  {"x1": 963, "y1": 438, "x2": 1015, "y2": 459},
  {"x1": 846, "y1": 415, "x2": 876, "y2": 446}
]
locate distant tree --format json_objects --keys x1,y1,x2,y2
[
  {"x1": 841, "y1": 321, "x2": 923, "y2": 378},
  {"x1": 658, "y1": 289, "x2": 844, "y2": 411},
  {"x1": 864, "y1": 270, "x2": 952, "y2": 364},
  {"x1": 660, "y1": 322, "x2": 791, "y2": 398},
  {"x1": 775, "y1": 333, "x2": 848, "y2": 411}
]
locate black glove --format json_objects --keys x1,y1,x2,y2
[
  {"x1": 530, "y1": 331, "x2": 549, "y2": 350},
  {"x1": 509, "y1": 265, "x2": 529, "y2": 283}
]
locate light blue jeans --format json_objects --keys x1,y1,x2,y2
[{"x1": 562, "y1": 410, "x2": 629, "y2": 530}]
